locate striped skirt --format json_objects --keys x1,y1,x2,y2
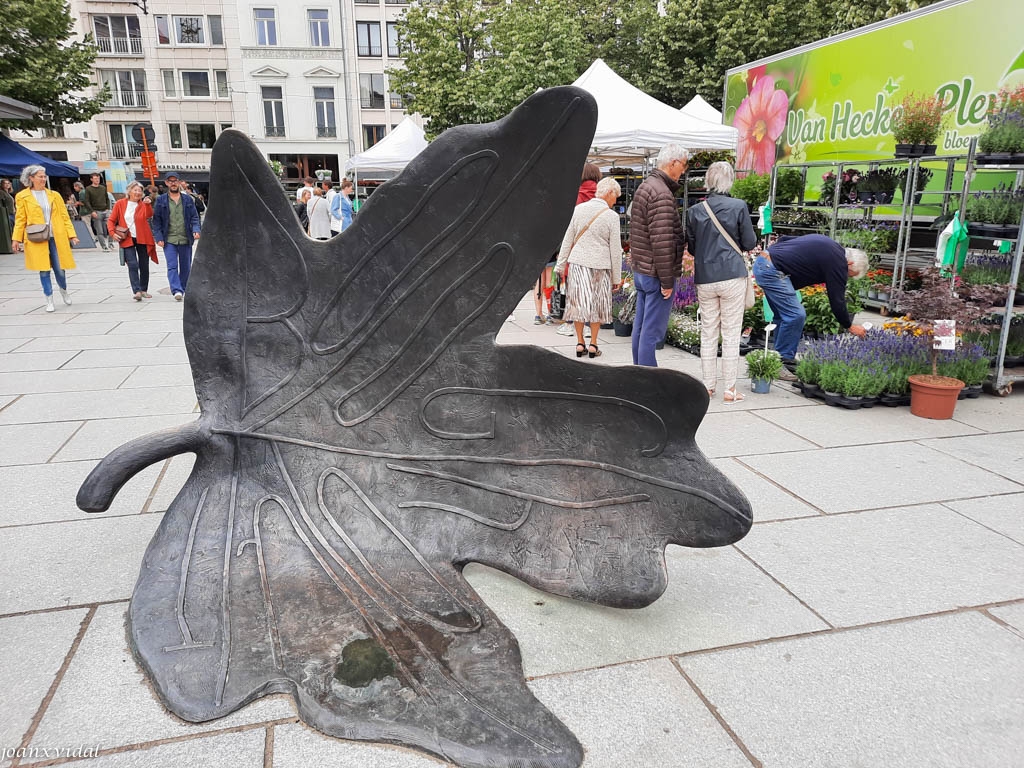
[{"x1": 563, "y1": 263, "x2": 612, "y2": 324}]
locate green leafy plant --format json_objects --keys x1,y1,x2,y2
[
  {"x1": 977, "y1": 86, "x2": 1024, "y2": 154},
  {"x1": 799, "y1": 283, "x2": 863, "y2": 336},
  {"x1": 665, "y1": 311, "x2": 700, "y2": 347},
  {"x1": 817, "y1": 361, "x2": 848, "y2": 393},
  {"x1": 688, "y1": 150, "x2": 734, "y2": 169},
  {"x1": 897, "y1": 167, "x2": 933, "y2": 202},
  {"x1": 795, "y1": 356, "x2": 820, "y2": 385},
  {"x1": 732, "y1": 169, "x2": 804, "y2": 211},
  {"x1": 966, "y1": 186, "x2": 1024, "y2": 226},
  {"x1": 891, "y1": 92, "x2": 946, "y2": 145},
  {"x1": 771, "y1": 207, "x2": 829, "y2": 236},
  {"x1": 745, "y1": 349, "x2": 783, "y2": 382}
]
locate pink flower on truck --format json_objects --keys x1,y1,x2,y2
[{"x1": 735, "y1": 75, "x2": 789, "y2": 174}]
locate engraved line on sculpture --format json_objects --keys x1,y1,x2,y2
[
  {"x1": 398, "y1": 500, "x2": 532, "y2": 532},
  {"x1": 310, "y1": 150, "x2": 500, "y2": 356},
  {"x1": 236, "y1": 495, "x2": 286, "y2": 669},
  {"x1": 317, "y1": 467, "x2": 482, "y2": 633},
  {"x1": 419, "y1": 387, "x2": 668, "y2": 457},
  {"x1": 163, "y1": 487, "x2": 216, "y2": 652},
  {"x1": 211, "y1": 430, "x2": 753, "y2": 525},
  {"x1": 241, "y1": 316, "x2": 305, "y2": 418},
  {"x1": 388, "y1": 464, "x2": 650, "y2": 510},
  {"x1": 272, "y1": 442, "x2": 558, "y2": 752},
  {"x1": 333, "y1": 243, "x2": 515, "y2": 428},
  {"x1": 310, "y1": 95, "x2": 582, "y2": 356},
  {"x1": 215, "y1": 449, "x2": 240, "y2": 708},
  {"x1": 269, "y1": 441, "x2": 426, "y2": 696},
  {"x1": 247, "y1": 97, "x2": 584, "y2": 431}
]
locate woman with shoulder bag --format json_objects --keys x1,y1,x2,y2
[
  {"x1": 11, "y1": 165, "x2": 79, "y2": 312},
  {"x1": 0, "y1": 178, "x2": 15, "y2": 255},
  {"x1": 108, "y1": 181, "x2": 157, "y2": 301},
  {"x1": 687, "y1": 162, "x2": 758, "y2": 403}
]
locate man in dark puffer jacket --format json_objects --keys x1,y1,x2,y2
[{"x1": 629, "y1": 144, "x2": 688, "y2": 366}]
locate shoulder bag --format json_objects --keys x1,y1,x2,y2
[
  {"x1": 702, "y1": 201, "x2": 755, "y2": 309},
  {"x1": 25, "y1": 223, "x2": 50, "y2": 243}
]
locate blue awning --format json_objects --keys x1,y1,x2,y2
[{"x1": 0, "y1": 133, "x2": 81, "y2": 180}]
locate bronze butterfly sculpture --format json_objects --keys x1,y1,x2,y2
[{"x1": 78, "y1": 87, "x2": 752, "y2": 768}]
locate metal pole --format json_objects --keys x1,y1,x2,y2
[{"x1": 993, "y1": 179, "x2": 1024, "y2": 394}]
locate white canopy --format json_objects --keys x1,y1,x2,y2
[
  {"x1": 571, "y1": 59, "x2": 737, "y2": 161},
  {"x1": 344, "y1": 116, "x2": 428, "y2": 173},
  {"x1": 680, "y1": 94, "x2": 723, "y2": 124}
]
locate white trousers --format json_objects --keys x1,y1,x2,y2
[{"x1": 697, "y1": 277, "x2": 748, "y2": 392}]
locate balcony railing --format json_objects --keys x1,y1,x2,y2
[
  {"x1": 360, "y1": 96, "x2": 385, "y2": 109},
  {"x1": 105, "y1": 90, "x2": 149, "y2": 109},
  {"x1": 109, "y1": 142, "x2": 144, "y2": 159},
  {"x1": 96, "y1": 36, "x2": 144, "y2": 55},
  {"x1": 265, "y1": 126, "x2": 286, "y2": 137},
  {"x1": 357, "y1": 45, "x2": 382, "y2": 57},
  {"x1": 385, "y1": 0, "x2": 407, "y2": 4},
  {"x1": 389, "y1": 94, "x2": 403, "y2": 109},
  {"x1": 316, "y1": 126, "x2": 337, "y2": 138}
]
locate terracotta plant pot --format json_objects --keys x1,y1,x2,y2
[{"x1": 908, "y1": 374, "x2": 964, "y2": 419}]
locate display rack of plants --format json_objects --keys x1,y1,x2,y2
[
  {"x1": 965, "y1": 186, "x2": 1024, "y2": 240},
  {"x1": 891, "y1": 93, "x2": 945, "y2": 158},
  {"x1": 975, "y1": 86, "x2": 1024, "y2": 166}
]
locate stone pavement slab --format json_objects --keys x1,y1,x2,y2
[
  {"x1": 742, "y1": 441, "x2": 1022, "y2": 513},
  {"x1": 0, "y1": 367, "x2": 134, "y2": 396},
  {"x1": 13, "y1": 334, "x2": 169, "y2": 353},
  {"x1": 29, "y1": 604, "x2": 295, "y2": 754},
  {"x1": 0, "y1": 422, "x2": 82, "y2": 466},
  {"x1": 921, "y1": 431, "x2": 1024, "y2": 484},
  {"x1": 0, "y1": 339, "x2": 25, "y2": 353},
  {"x1": 0, "y1": 516, "x2": 162, "y2": 613},
  {"x1": 989, "y1": 602, "x2": 1024, "y2": 635},
  {"x1": 0, "y1": 322, "x2": 118, "y2": 340},
  {"x1": 530, "y1": 659, "x2": 751, "y2": 768},
  {"x1": 736, "y1": 504, "x2": 1024, "y2": 626},
  {"x1": 464, "y1": 545, "x2": 827, "y2": 678},
  {"x1": 61, "y1": 347, "x2": 190, "y2": 369},
  {"x1": 272, "y1": 723, "x2": 443, "y2": 767},
  {"x1": 0, "y1": 609, "x2": 87, "y2": 768},
  {"x1": 21, "y1": 729, "x2": 266, "y2": 768},
  {"x1": 119, "y1": 364, "x2": 194, "y2": 390},
  {"x1": 711, "y1": 458, "x2": 820, "y2": 521},
  {"x1": 679, "y1": 612, "x2": 1024, "y2": 768},
  {"x1": 147, "y1": 454, "x2": 196, "y2": 513},
  {"x1": 947, "y1": 393, "x2": 1024, "y2": 432},
  {"x1": 53, "y1": 414, "x2": 196, "y2": 462},
  {"x1": 942, "y1": 493, "x2": 1024, "y2": 545},
  {"x1": 0, "y1": 351, "x2": 78, "y2": 372},
  {"x1": 0, "y1": 386, "x2": 197, "y2": 424},
  {"x1": 696, "y1": 410, "x2": 818, "y2": 459}
]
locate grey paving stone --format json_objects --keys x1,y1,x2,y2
[
  {"x1": 464, "y1": 545, "x2": 827, "y2": 678},
  {"x1": 0, "y1": 422, "x2": 82, "y2": 466},
  {"x1": 0, "y1": 314, "x2": 68, "y2": 326},
  {"x1": 119, "y1": 364, "x2": 194, "y2": 389},
  {"x1": 13, "y1": 334, "x2": 167, "y2": 353},
  {"x1": 712, "y1": 458, "x2": 820, "y2": 521},
  {"x1": 679, "y1": 612, "x2": 1024, "y2": 768},
  {"x1": 0, "y1": 367, "x2": 134, "y2": 396},
  {"x1": 922, "y1": 431, "x2": 1024, "y2": 484},
  {"x1": 159, "y1": 332, "x2": 184, "y2": 348},
  {"x1": 0, "y1": 351, "x2": 78, "y2": 372},
  {"x1": 0, "y1": 516, "x2": 162, "y2": 613},
  {"x1": 20, "y1": 729, "x2": 265, "y2": 768},
  {"x1": 736, "y1": 505, "x2": 1024, "y2": 626},
  {"x1": 0, "y1": 609, "x2": 88, "y2": 768},
  {"x1": 989, "y1": 602, "x2": 1024, "y2": 635},
  {"x1": 0, "y1": 460, "x2": 160, "y2": 526},
  {"x1": 0, "y1": 386, "x2": 197, "y2": 424},
  {"x1": 943, "y1": 494, "x2": 1024, "y2": 545},
  {"x1": 757, "y1": 402, "x2": 983, "y2": 447},
  {"x1": 53, "y1": 414, "x2": 197, "y2": 462},
  {"x1": 62, "y1": 305, "x2": 148, "y2": 316},
  {"x1": 61, "y1": 347, "x2": 190, "y2": 369},
  {"x1": 148, "y1": 453, "x2": 196, "y2": 512},
  {"x1": 530, "y1": 659, "x2": 751, "y2": 768},
  {"x1": 948, "y1": 393, "x2": 1024, "y2": 433},
  {"x1": 696, "y1": 410, "x2": 818, "y2": 459},
  {"x1": 108, "y1": 321, "x2": 182, "y2": 336},
  {"x1": 0, "y1": 322, "x2": 118, "y2": 339},
  {"x1": 0, "y1": 394, "x2": 16, "y2": 410},
  {"x1": 30, "y1": 604, "x2": 295, "y2": 752},
  {"x1": 742, "y1": 441, "x2": 1021, "y2": 513},
  {"x1": 705, "y1": 383, "x2": 817, "y2": 413},
  {"x1": 0, "y1": 339, "x2": 25, "y2": 353},
  {"x1": 272, "y1": 723, "x2": 445, "y2": 767}
]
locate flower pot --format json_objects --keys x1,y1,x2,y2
[
  {"x1": 908, "y1": 374, "x2": 964, "y2": 419},
  {"x1": 868, "y1": 289, "x2": 879, "y2": 300},
  {"x1": 921, "y1": 144, "x2": 937, "y2": 156},
  {"x1": 875, "y1": 191, "x2": 894, "y2": 204},
  {"x1": 876, "y1": 291, "x2": 890, "y2": 302},
  {"x1": 894, "y1": 144, "x2": 916, "y2": 158},
  {"x1": 600, "y1": 322, "x2": 614, "y2": 330},
  {"x1": 976, "y1": 152, "x2": 1013, "y2": 165},
  {"x1": 858, "y1": 191, "x2": 874, "y2": 203},
  {"x1": 858, "y1": 288, "x2": 868, "y2": 298},
  {"x1": 750, "y1": 378, "x2": 772, "y2": 394},
  {"x1": 612, "y1": 319, "x2": 633, "y2": 337}
]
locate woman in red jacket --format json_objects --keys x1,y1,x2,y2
[{"x1": 108, "y1": 182, "x2": 157, "y2": 301}]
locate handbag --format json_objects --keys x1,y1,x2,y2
[
  {"x1": 25, "y1": 223, "x2": 50, "y2": 243},
  {"x1": 114, "y1": 225, "x2": 130, "y2": 240},
  {"x1": 702, "y1": 201, "x2": 756, "y2": 309}
]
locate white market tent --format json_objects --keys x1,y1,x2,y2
[
  {"x1": 344, "y1": 116, "x2": 428, "y2": 174},
  {"x1": 571, "y1": 59, "x2": 737, "y2": 164},
  {"x1": 679, "y1": 94, "x2": 724, "y2": 124}
]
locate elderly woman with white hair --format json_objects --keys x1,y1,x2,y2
[
  {"x1": 108, "y1": 181, "x2": 156, "y2": 301},
  {"x1": 11, "y1": 165, "x2": 79, "y2": 312},
  {"x1": 555, "y1": 176, "x2": 623, "y2": 358},
  {"x1": 686, "y1": 161, "x2": 759, "y2": 402}
]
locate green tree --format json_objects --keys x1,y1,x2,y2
[
  {"x1": 572, "y1": 0, "x2": 661, "y2": 90},
  {"x1": 828, "y1": 0, "x2": 940, "y2": 35},
  {"x1": 0, "y1": 0, "x2": 107, "y2": 130}
]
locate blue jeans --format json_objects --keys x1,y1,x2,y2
[
  {"x1": 631, "y1": 272, "x2": 673, "y2": 366},
  {"x1": 38, "y1": 238, "x2": 67, "y2": 296},
  {"x1": 123, "y1": 244, "x2": 150, "y2": 294},
  {"x1": 164, "y1": 241, "x2": 193, "y2": 295},
  {"x1": 753, "y1": 255, "x2": 805, "y2": 359}
]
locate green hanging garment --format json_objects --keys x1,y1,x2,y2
[{"x1": 936, "y1": 211, "x2": 969, "y2": 276}]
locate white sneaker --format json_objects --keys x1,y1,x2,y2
[
  {"x1": 59, "y1": 287, "x2": 72, "y2": 305},
  {"x1": 174, "y1": 292, "x2": 184, "y2": 301},
  {"x1": 556, "y1": 323, "x2": 574, "y2": 336},
  {"x1": 45, "y1": 295, "x2": 55, "y2": 313}
]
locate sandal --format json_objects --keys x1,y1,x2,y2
[
  {"x1": 706, "y1": 388, "x2": 715, "y2": 398},
  {"x1": 588, "y1": 343, "x2": 601, "y2": 359},
  {"x1": 576, "y1": 343, "x2": 586, "y2": 358},
  {"x1": 723, "y1": 388, "x2": 745, "y2": 404}
]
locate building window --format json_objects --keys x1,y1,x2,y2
[
  {"x1": 108, "y1": 124, "x2": 143, "y2": 159},
  {"x1": 180, "y1": 71, "x2": 211, "y2": 98},
  {"x1": 356, "y1": 22, "x2": 381, "y2": 57},
  {"x1": 220, "y1": 123, "x2": 233, "y2": 132},
  {"x1": 359, "y1": 74, "x2": 385, "y2": 109},
  {"x1": 308, "y1": 10, "x2": 330, "y2": 47},
  {"x1": 209, "y1": 16, "x2": 224, "y2": 45},
  {"x1": 355, "y1": 0, "x2": 377, "y2": 4},
  {"x1": 42, "y1": 126, "x2": 66, "y2": 139},
  {"x1": 169, "y1": 124, "x2": 183, "y2": 149},
  {"x1": 93, "y1": 15, "x2": 143, "y2": 55},
  {"x1": 363, "y1": 124, "x2": 386, "y2": 149},
  {"x1": 215, "y1": 70, "x2": 229, "y2": 98},
  {"x1": 385, "y1": 0, "x2": 407, "y2": 4},
  {"x1": 254, "y1": 9, "x2": 278, "y2": 46},
  {"x1": 161, "y1": 69, "x2": 176, "y2": 97},
  {"x1": 186, "y1": 123, "x2": 217, "y2": 149},
  {"x1": 155, "y1": 15, "x2": 170, "y2": 45},
  {"x1": 314, "y1": 87, "x2": 336, "y2": 137},
  {"x1": 155, "y1": 15, "x2": 221, "y2": 46},
  {"x1": 390, "y1": 91, "x2": 404, "y2": 110},
  {"x1": 262, "y1": 86, "x2": 285, "y2": 136},
  {"x1": 172, "y1": 15, "x2": 206, "y2": 45},
  {"x1": 386, "y1": 22, "x2": 400, "y2": 58},
  {"x1": 99, "y1": 69, "x2": 148, "y2": 108}
]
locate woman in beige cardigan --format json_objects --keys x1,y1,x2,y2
[
  {"x1": 11, "y1": 165, "x2": 79, "y2": 312},
  {"x1": 555, "y1": 176, "x2": 623, "y2": 359}
]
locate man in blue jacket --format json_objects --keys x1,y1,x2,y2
[{"x1": 152, "y1": 174, "x2": 201, "y2": 301}]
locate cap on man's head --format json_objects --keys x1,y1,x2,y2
[{"x1": 165, "y1": 173, "x2": 180, "y2": 181}]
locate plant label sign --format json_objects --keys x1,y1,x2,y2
[{"x1": 934, "y1": 319, "x2": 956, "y2": 350}]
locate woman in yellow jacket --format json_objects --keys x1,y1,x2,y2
[{"x1": 12, "y1": 164, "x2": 79, "y2": 312}]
